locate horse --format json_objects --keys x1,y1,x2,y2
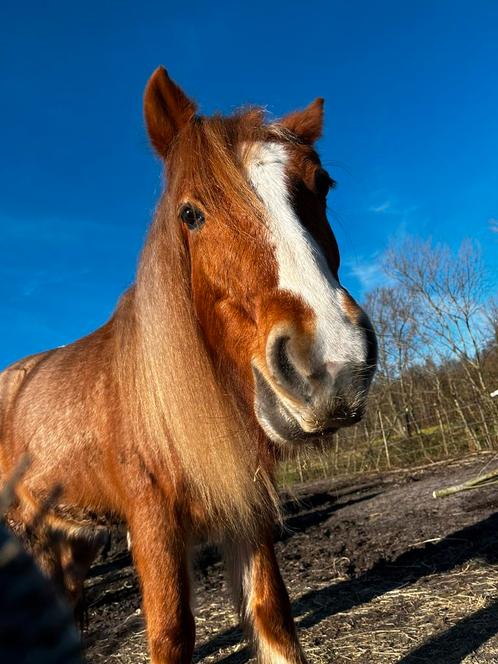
[{"x1": 0, "y1": 67, "x2": 377, "y2": 663}]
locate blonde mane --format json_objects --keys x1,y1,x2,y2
[{"x1": 115, "y1": 112, "x2": 282, "y2": 537}]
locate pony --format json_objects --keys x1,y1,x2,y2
[{"x1": 0, "y1": 67, "x2": 377, "y2": 663}]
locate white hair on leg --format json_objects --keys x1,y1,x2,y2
[{"x1": 224, "y1": 539, "x2": 306, "y2": 664}]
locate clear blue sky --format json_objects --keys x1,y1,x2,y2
[{"x1": 1, "y1": 1, "x2": 497, "y2": 368}]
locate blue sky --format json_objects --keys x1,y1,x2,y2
[{"x1": 1, "y1": 0, "x2": 497, "y2": 368}]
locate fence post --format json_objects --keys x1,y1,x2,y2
[
  {"x1": 378, "y1": 410, "x2": 391, "y2": 469},
  {"x1": 333, "y1": 435, "x2": 339, "y2": 472},
  {"x1": 454, "y1": 398, "x2": 480, "y2": 452},
  {"x1": 318, "y1": 441, "x2": 329, "y2": 479},
  {"x1": 296, "y1": 451, "x2": 304, "y2": 483},
  {"x1": 435, "y1": 406, "x2": 449, "y2": 457},
  {"x1": 477, "y1": 403, "x2": 493, "y2": 450}
]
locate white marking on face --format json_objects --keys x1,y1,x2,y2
[{"x1": 245, "y1": 141, "x2": 366, "y2": 367}]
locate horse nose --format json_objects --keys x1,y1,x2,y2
[
  {"x1": 324, "y1": 360, "x2": 343, "y2": 382},
  {"x1": 266, "y1": 333, "x2": 312, "y2": 403},
  {"x1": 265, "y1": 330, "x2": 367, "y2": 429}
]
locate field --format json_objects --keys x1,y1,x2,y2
[{"x1": 83, "y1": 454, "x2": 498, "y2": 663}]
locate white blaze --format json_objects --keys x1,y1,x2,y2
[{"x1": 245, "y1": 142, "x2": 366, "y2": 365}]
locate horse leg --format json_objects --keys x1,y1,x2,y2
[
  {"x1": 28, "y1": 524, "x2": 66, "y2": 596},
  {"x1": 127, "y1": 492, "x2": 195, "y2": 664},
  {"x1": 226, "y1": 533, "x2": 308, "y2": 664},
  {"x1": 59, "y1": 525, "x2": 110, "y2": 608},
  {"x1": 26, "y1": 519, "x2": 108, "y2": 612}
]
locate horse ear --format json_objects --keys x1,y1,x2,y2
[
  {"x1": 144, "y1": 66, "x2": 197, "y2": 157},
  {"x1": 279, "y1": 98, "x2": 324, "y2": 144}
]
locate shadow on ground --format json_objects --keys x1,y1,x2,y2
[{"x1": 194, "y1": 510, "x2": 498, "y2": 663}]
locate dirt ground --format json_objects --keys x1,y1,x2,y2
[{"x1": 82, "y1": 454, "x2": 498, "y2": 663}]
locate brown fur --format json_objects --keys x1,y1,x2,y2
[
  {"x1": 340, "y1": 289, "x2": 364, "y2": 324},
  {"x1": 0, "y1": 67, "x2": 371, "y2": 663}
]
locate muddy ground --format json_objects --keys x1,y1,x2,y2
[{"x1": 83, "y1": 454, "x2": 498, "y2": 663}]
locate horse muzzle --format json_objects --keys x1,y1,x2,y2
[{"x1": 252, "y1": 324, "x2": 376, "y2": 445}]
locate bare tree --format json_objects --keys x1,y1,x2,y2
[
  {"x1": 365, "y1": 286, "x2": 421, "y2": 435},
  {"x1": 384, "y1": 238, "x2": 492, "y2": 395},
  {"x1": 320, "y1": 236, "x2": 498, "y2": 478}
]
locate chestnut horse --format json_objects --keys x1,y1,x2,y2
[{"x1": 0, "y1": 68, "x2": 377, "y2": 663}]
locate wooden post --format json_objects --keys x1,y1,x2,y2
[
  {"x1": 318, "y1": 441, "x2": 329, "y2": 479},
  {"x1": 296, "y1": 451, "x2": 304, "y2": 483},
  {"x1": 435, "y1": 406, "x2": 449, "y2": 457},
  {"x1": 477, "y1": 403, "x2": 493, "y2": 450},
  {"x1": 378, "y1": 410, "x2": 391, "y2": 469},
  {"x1": 454, "y1": 398, "x2": 480, "y2": 452},
  {"x1": 333, "y1": 435, "x2": 339, "y2": 472},
  {"x1": 363, "y1": 421, "x2": 374, "y2": 471}
]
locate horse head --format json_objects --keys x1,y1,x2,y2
[{"x1": 144, "y1": 67, "x2": 377, "y2": 447}]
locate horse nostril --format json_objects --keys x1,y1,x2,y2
[
  {"x1": 275, "y1": 337, "x2": 294, "y2": 381},
  {"x1": 267, "y1": 334, "x2": 311, "y2": 402}
]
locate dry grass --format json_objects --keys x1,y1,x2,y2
[
  {"x1": 297, "y1": 560, "x2": 498, "y2": 663},
  {"x1": 94, "y1": 556, "x2": 498, "y2": 663},
  {"x1": 83, "y1": 456, "x2": 498, "y2": 663}
]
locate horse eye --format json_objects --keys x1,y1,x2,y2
[
  {"x1": 179, "y1": 203, "x2": 205, "y2": 230},
  {"x1": 315, "y1": 169, "x2": 335, "y2": 197}
]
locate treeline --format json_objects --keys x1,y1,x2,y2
[{"x1": 283, "y1": 238, "x2": 498, "y2": 483}]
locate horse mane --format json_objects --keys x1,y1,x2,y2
[{"x1": 114, "y1": 110, "x2": 283, "y2": 537}]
